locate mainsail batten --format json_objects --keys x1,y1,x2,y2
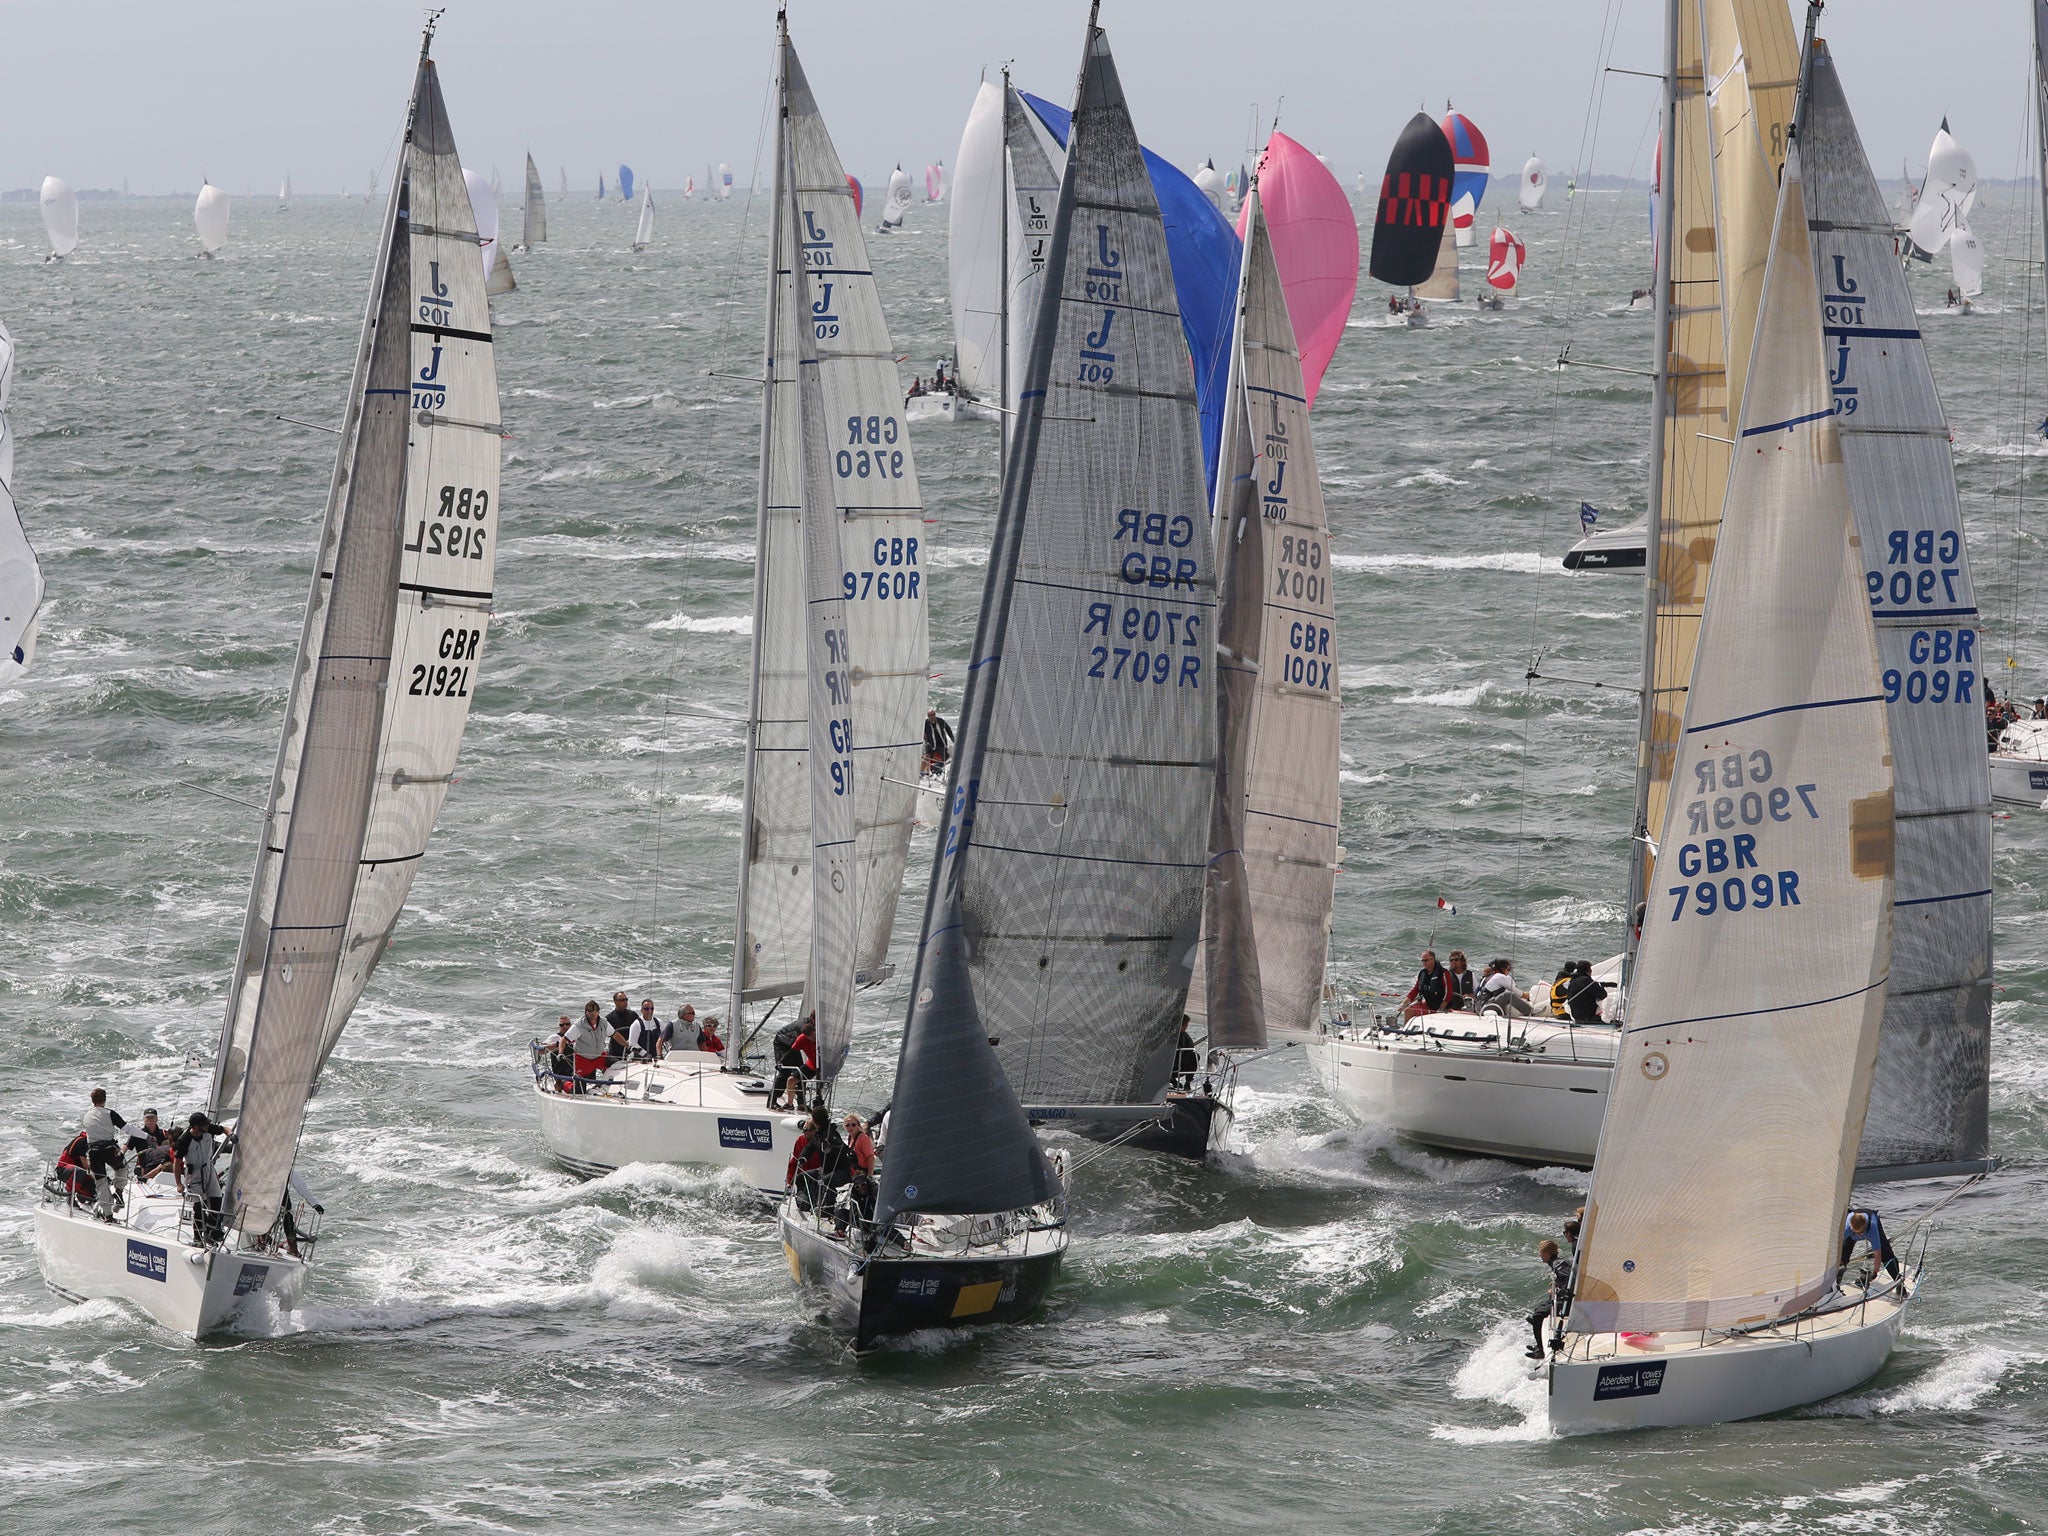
[
  {"x1": 1803, "y1": 40, "x2": 1991, "y2": 1176},
  {"x1": 214, "y1": 53, "x2": 499, "y2": 1237}
]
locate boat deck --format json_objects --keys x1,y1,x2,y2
[{"x1": 1559, "y1": 1274, "x2": 1915, "y2": 1366}]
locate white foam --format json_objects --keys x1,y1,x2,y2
[
  {"x1": 1394, "y1": 467, "x2": 1468, "y2": 489},
  {"x1": 1392, "y1": 679, "x2": 1493, "y2": 709},
  {"x1": 648, "y1": 614, "x2": 752, "y2": 635},
  {"x1": 1430, "y1": 1317, "x2": 1555, "y2": 1443},
  {"x1": 1816, "y1": 1340, "x2": 2024, "y2": 1418},
  {"x1": 1331, "y1": 550, "x2": 1552, "y2": 576}
]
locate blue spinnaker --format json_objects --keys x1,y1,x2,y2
[
  {"x1": 618, "y1": 164, "x2": 636, "y2": 202},
  {"x1": 1022, "y1": 92, "x2": 1239, "y2": 497}
]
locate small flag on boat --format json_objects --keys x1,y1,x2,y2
[
  {"x1": 1437, "y1": 896, "x2": 1457, "y2": 915},
  {"x1": 1580, "y1": 502, "x2": 1600, "y2": 533}
]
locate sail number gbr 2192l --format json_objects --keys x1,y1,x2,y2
[
  {"x1": 409, "y1": 626, "x2": 483, "y2": 698},
  {"x1": 405, "y1": 484, "x2": 491, "y2": 561}
]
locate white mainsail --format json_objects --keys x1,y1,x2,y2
[
  {"x1": 278, "y1": 174, "x2": 291, "y2": 211},
  {"x1": 0, "y1": 319, "x2": 42, "y2": 680},
  {"x1": 731, "y1": 39, "x2": 928, "y2": 1039},
  {"x1": 1412, "y1": 233, "x2": 1459, "y2": 301},
  {"x1": 211, "y1": 44, "x2": 501, "y2": 1240},
  {"x1": 1905, "y1": 119, "x2": 1975, "y2": 263},
  {"x1": 39, "y1": 178, "x2": 78, "y2": 258},
  {"x1": 194, "y1": 183, "x2": 230, "y2": 255},
  {"x1": 948, "y1": 80, "x2": 1005, "y2": 410},
  {"x1": 522, "y1": 153, "x2": 548, "y2": 246},
  {"x1": 1949, "y1": 226, "x2": 1985, "y2": 299},
  {"x1": 1193, "y1": 178, "x2": 1340, "y2": 1049},
  {"x1": 1519, "y1": 154, "x2": 1547, "y2": 212},
  {"x1": 1575, "y1": 137, "x2": 1893, "y2": 1336},
  {"x1": 881, "y1": 164, "x2": 913, "y2": 228},
  {"x1": 632, "y1": 187, "x2": 655, "y2": 250},
  {"x1": 1804, "y1": 38, "x2": 1992, "y2": 1179}
]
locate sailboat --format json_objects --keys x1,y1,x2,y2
[
  {"x1": 1480, "y1": 224, "x2": 1524, "y2": 306},
  {"x1": 631, "y1": 187, "x2": 655, "y2": 251},
  {"x1": 1903, "y1": 119, "x2": 1975, "y2": 267},
  {"x1": 39, "y1": 177, "x2": 78, "y2": 261},
  {"x1": 277, "y1": 174, "x2": 290, "y2": 212},
  {"x1": 465, "y1": 167, "x2": 516, "y2": 295},
  {"x1": 517, "y1": 153, "x2": 547, "y2": 249},
  {"x1": 878, "y1": 164, "x2": 913, "y2": 231},
  {"x1": 0, "y1": 319, "x2": 43, "y2": 681},
  {"x1": 1367, "y1": 113, "x2": 1450, "y2": 326},
  {"x1": 1441, "y1": 104, "x2": 1489, "y2": 247},
  {"x1": 1174, "y1": 161, "x2": 1343, "y2": 1156},
  {"x1": 1991, "y1": 13, "x2": 2048, "y2": 810},
  {"x1": 596, "y1": 172, "x2": 607, "y2": 201},
  {"x1": 1552, "y1": 24, "x2": 1931, "y2": 1431},
  {"x1": 194, "y1": 182, "x2": 230, "y2": 258},
  {"x1": 534, "y1": 13, "x2": 927, "y2": 1195},
  {"x1": 925, "y1": 159, "x2": 945, "y2": 202},
  {"x1": 1519, "y1": 154, "x2": 1547, "y2": 212},
  {"x1": 788, "y1": 3, "x2": 1210, "y2": 1347},
  {"x1": 558, "y1": 165, "x2": 568, "y2": 201},
  {"x1": 32, "y1": 18, "x2": 501, "y2": 1338},
  {"x1": 1193, "y1": 158, "x2": 1226, "y2": 212},
  {"x1": 720, "y1": 162, "x2": 734, "y2": 198},
  {"x1": 617, "y1": 164, "x2": 636, "y2": 203}
]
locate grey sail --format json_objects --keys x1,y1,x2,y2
[
  {"x1": 212, "y1": 52, "x2": 499, "y2": 1237},
  {"x1": 964, "y1": 23, "x2": 1217, "y2": 1110},
  {"x1": 523, "y1": 153, "x2": 547, "y2": 246},
  {"x1": 1001, "y1": 83, "x2": 1061, "y2": 460},
  {"x1": 1804, "y1": 40, "x2": 1992, "y2": 1177}
]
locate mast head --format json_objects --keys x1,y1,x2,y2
[{"x1": 419, "y1": 6, "x2": 444, "y2": 59}]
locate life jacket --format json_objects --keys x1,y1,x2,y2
[{"x1": 1549, "y1": 974, "x2": 1572, "y2": 1018}]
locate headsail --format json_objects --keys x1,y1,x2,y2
[
  {"x1": 40, "y1": 178, "x2": 78, "y2": 258},
  {"x1": 1235, "y1": 131, "x2": 1358, "y2": 408},
  {"x1": 618, "y1": 164, "x2": 636, "y2": 203},
  {"x1": 0, "y1": 319, "x2": 43, "y2": 680},
  {"x1": 1486, "y1": 226, "x2": 1525, "y2": 292},
  {"x1": 1367, "y1": 113, "x2": 1451, "y2": 287},
  {"x1": 1519, "y1": 154, "x2": 1547, "y2": 212},
  {"x1": 522, "y1": 154, "x2": 548, "y2": 246},
  {"x1": 633, "y1": 188, "x2": 655, "y2": 250},
  {"x1": 211, "y1": 40, "x2": 500, "y2": 1239},
  {"x1": 1194, "y1": 178, "x2": 1341, "y2": 1049},
  {"x1": 1439, "y1": 105, "x2": 1489, "y2": 247},
  {"x1": 1904, "y1": 119, "x2": 1976, "y2": 263},
  {"x1": 1575, "y1": 137, "x2": 1892, "y2": 1336},
  {"x1": 926, "y1": 160, "x2": 945, "y2": 202},
  {"x1": 195, "y1": 183, "x2": 230, "y2": 255},
  {"x1": 960, "y1": 23, "x2": 1217, "y2": 1110},
  {"x1": 1804, "y1": 39, "x2": 1991, "y2": 1177},
  {"x1": 732, "y1": 36, "x2": 929, "y2": 1031}
]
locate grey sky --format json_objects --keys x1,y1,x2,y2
[{"x1": 4, "y1": 1, "x2": 2035, "y2": 198}]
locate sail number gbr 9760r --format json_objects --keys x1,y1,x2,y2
[{"x1": 405, "y1": 484, "x2": 491, "y2": 560}]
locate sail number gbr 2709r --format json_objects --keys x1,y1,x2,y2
[{"x1": 405, "y1": 484, "x2": 491, "y2": 560}]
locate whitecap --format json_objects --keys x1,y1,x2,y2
[
  {"x1": 1392, "y1": 680, "x2": 1493, "y2": 709},
  {"x1": 1429, "y1": 1318, "x2": 1555, "y2": 1443},
  {"x1": 1393, "y1": 467, "x2": 1469, "y2": 489},
  {"x1": 648, "y1": 614, "x2": 752, "y2": 634},
  {"x1": 1331, "y1": 550, "x2": 1551, "y2": 576}
]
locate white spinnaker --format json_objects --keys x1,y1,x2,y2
[
  {"x1": 39, "y1": 178, "x2": 78, "y2": 257},
  {"x1": 1907, "y1": 121, "x2": 1976, "y2": 260},
  {"x1": 882, "y1": 165, "x2": 914, "y2": 228},
  {"x1": 195, "y1": 184, "x2": 230, "y2": 254},
  {"x1": 949, "y1": 80, "x2": 1005, "y2": 406},
  {"x1": 1193, "y1": 160, "x2": 1225, "y2": 212},
  {"x1": 0, "y1": 319, "x2": 43, "y2": 679},
  {"x1": 634, "y1": 188, "x2": 655, "y2": 249},
  {"x1": 463, "y1": 167, "x2": 500, "y2": 288},
  {"x1": 1196, "y1": 186, "x2": 1340, "y2": 1047},
  {"x1": 1519, "y1": 155, "x2": 1547, "y2": 212},
  {"x1": 522, "y1": 153, "x2": 548, "y2": 246},
  {"x1": 1950, "y1": 226, "x2": 1985, "y2": 298},
  {"x1": 1575, "y1": 144, "x2": 1893, "y2": 1336},
  {"x1": 719, "y1": 162, "x2": 733, "y2": 199},
  {"x1": 736, "y1": 40, "x2": 928, "y2": 1010},
  {"x1": 212, "y1": 53, "x2": 499, "y2": 1237},
  {"x1": 1804, "y1": 38, "x2": 1991, "y2": 1177}
]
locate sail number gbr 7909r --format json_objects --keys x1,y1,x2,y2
[{"x1": 405, "y1": 484, "x2": 491, "y2": 560}]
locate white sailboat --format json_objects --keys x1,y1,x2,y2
[
  {"x1": 1551, "y1": 35, "x2": 1921, "y2": 1433},
  {"x1": 277, "y1": 174, "x2": 290, "y2": 212},
  {"x1": 1903, "y1": 119, "x2": 1975, "y2": 267},
  {"x1": 464, "y1": 166, "x2": 516, "y2": 296},
  {"x1": 0, "y1": 319, "x2": 43, "y2": 681},
  {"x1": 516, "y1": 153, "x2": 547, "y2": 249},
  {"x1": 719, "y1": 161, "x2": 734, "y2": 199},
  {"x1": 39, "y1": 177, "x2": 78, "y2": 260},
  {"x1": 1192, "y1": 158, "x2": 1225, "y2": 213},
  {"x1": 878, "y1": 163, "x2": 913, "y2": 231},
  {"x1": 33, "y1": 19, "x2": 501, "y2": 1337},
  {"x1": 1172, "y1": 166, "x2": 1343, "y2": 1157},
  {"x1": 194, "y1": 182, "x2": 230, "y2": 257},
  {"x1": 631, "y1": 187, "x2": 654, "y2": 251},
  {"x1": 535, "y1": 19, "x2": 927, "y2": 1195},
  {"x1": 1519, "y1": 154, "x2": 1547, "y2": 212}
]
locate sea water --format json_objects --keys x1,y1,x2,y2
[{"x1": 0, "y1": 186, "x2": 2042, "y2": 1534}]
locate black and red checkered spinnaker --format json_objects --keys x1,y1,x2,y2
[{"x1": 1369, "y1": 111, "x2": 1454, "y2": 287}]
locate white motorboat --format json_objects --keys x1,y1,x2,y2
[
  {"x1": 530, "y1": 1048, "x2": 799, "y2": 1193},
  {"x1": 1991, "y1": 720, "x2": 2048, "y2": 808},
  {"x1": 1561, "y1": 520, "x2": 1647, "y2": 571}
]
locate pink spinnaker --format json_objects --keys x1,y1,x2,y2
[{"x1": 1236, "y1": 131, "x2": 1358, "y2": 408}]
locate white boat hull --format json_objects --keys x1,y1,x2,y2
[
  {"x1": 533, "y1": 1054, "x2": 802, "y2": 1194},
  {"x1": 1308, "y1": 1020, "x2": 1615, "y2": 1167},
  {"x1": 904, "y1": 393, "x2": 957, "y2": 424},
  {"x1": 1549, "y1": 1277, "x2": 1915, "y2": 1433},
  {"x1": 1990, "y1": 722, "x2": 2048, "y2": 808},
  {"x1": 33, "y1": 1194, "x2": 307, "y2": 1339}
]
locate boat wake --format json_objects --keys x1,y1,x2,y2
[
  {"x1": 1429, "y1": 1317, "x2": 1553, "y2": 1443},
  {"x1": 1808, "y1": 1336, "x2": 2030, "y2": 1418}
]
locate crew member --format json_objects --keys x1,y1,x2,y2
[
  {"x1": 1526, "y1": 1238, "x2": 1573, "y2": 1360},
  {"x1": 125, "y1": 1109, "x2": 173, "y2": 1180},
  {"x1": 1840, "y1": 1208, "x2": 1902, "y2": 1284},
  {"x1": 769, "y1": 1015, "x2": 819, "y2": 1111},
  {"x1": 1563, "y1": 960, "x2": 1608, "y2": 1024},
  {"x1": 1403, "y1": 950, "x2": 1451, "y2": 1019},
  {"x1": 1173, "y1": 1016, "x2": 1200, "y2": 1089},
  {"x1": 922, "y1": 708, "x2": 955, "y2": 774},
  {"x1": 695, "y1": 1015, "x2": 727, "y2": 1055},
  {"x1": 80, "y1": 1088, "x2": 131, "y2": 1220},
  {"x1": 604, "y1": 992, "x2": 638, "y2": 1061}
]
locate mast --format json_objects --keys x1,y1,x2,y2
[
  {"x1": 728, "y1": 15, "x2": 790, "y2": 1069},
  {"x1": 1619, "y1": 0, "x2": 1682, "y2": 999},
  {"x1": 998, "y1": 64, "x2": 1011, "y2": 482}
]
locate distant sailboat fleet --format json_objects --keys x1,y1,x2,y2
[{"x1": 14, "y1": 0, "x2": 2028, "y2": 1434}]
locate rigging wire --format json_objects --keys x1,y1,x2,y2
[{"x1": 1998, "y1": 66, "x2": 2041, "y2": 705}]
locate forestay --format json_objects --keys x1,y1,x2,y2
[
  {"x1": 1576, "y1": 143, "x2": 1892, "y2": 1335},
  {"x1": 734, "y1": 37, "x2": 927, "y2": 1018},
  {"x1": 0, "y1": 319, "x2": 44, "y2": 679},
  {"x1": 1804, "y1": 39, "x2": 1991, "y2": 1176},
  {"x1": 1193, "y1": 184, "x2": 1340, "y2": 1048},
  {"x1": 212, "y1": 48, "x2": 500, "y2": 1239},
  {"x1": 963, "y1": 24, "x2": 1217, "y2": 1109}
]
